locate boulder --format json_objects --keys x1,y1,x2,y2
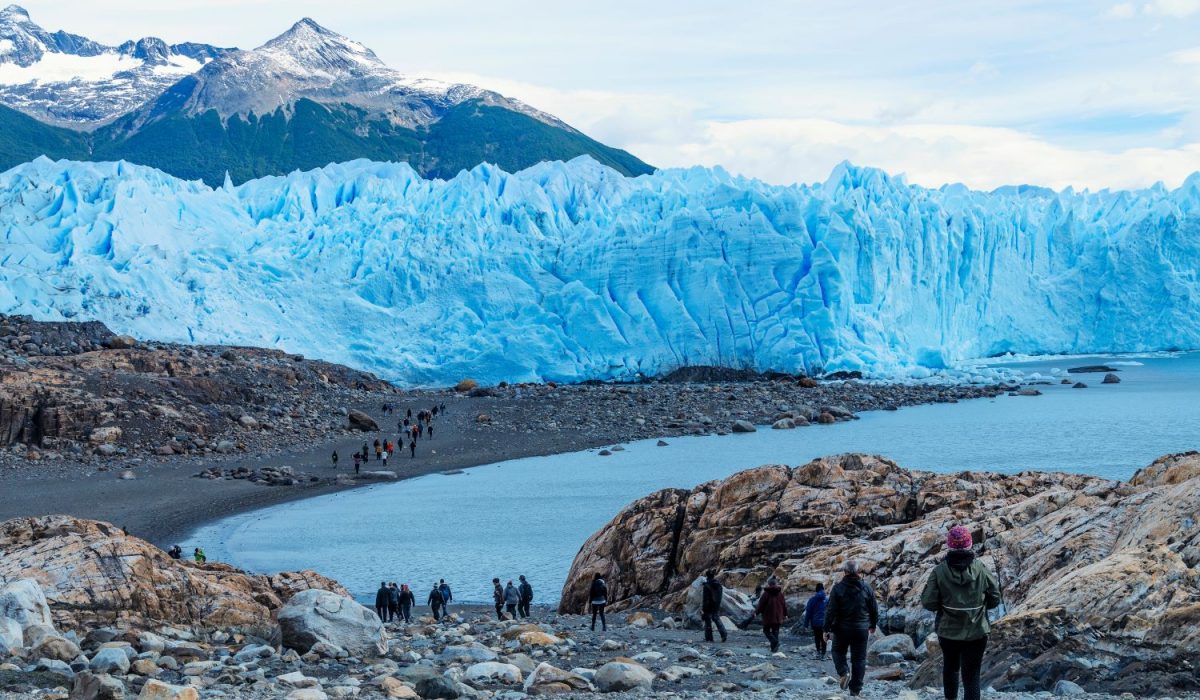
[
  {"x1": 0, "y1": 516, "x2": 344, "y2": 635},
  {"x1": 659, "y1": 665, "x2": 703, "y2": 683},
  {"x1": 346, "y1": 410, "x2": 379, "y2": 432},
  {"x1": 731, "y1": 420, "x2": 756, "y2": 433},
  {"x1": 278, "y1": 589, "x2": 386, "y2": 656},
  {"x1": 869, "y1": 633, "x2": 918, "y2": 662},
  {"x1": 625, "y1": 611, "x2": 654, "y2": 627},
  {"x1": 414, "y1": 676, "x2": 460, "y2": 699},
  {"x1": 683, "y1": 576, "x2": 753, "y2": 628},
  {"x1": 90, "y1": 647, "x2": 131, "y2": 674},
  {"x1": 593, "y1": 661, "x2": 654, "y2": 692},
  {"x1": 463, "y1": 661, "x2": 523, "y2": 686},
  {"x1": 517, "y1": 630, "x2": 562, "y2": 647},
  {"x1": 0, "y1": 617, "x2": 21, "y2": 655},
  {"x1": 136, "y1": 680, "x2": 198, "y2": 700},
  {"x1": 524, "y1": 662, "x2": 594, "y2": 695},
  {"x1": 70, "y1": 671, "x2": 126, "y2": 700},
  {"x1": 1102, "y1": 373, "x2": 1121, "y2": 384},
  {"x1": 379, "y1": 677, "x2": 419, "y2": 699},
  {"x1": 107, "y1": 336, "x2": 138, "y2": 349},
  {"x1": 1055, "y1": 680, "x2": 1087, "y2": 695},
  {"x1": 0, "y1": 578, "x2": 54, "y2": 636},
  {"x1": 440, "y1": 643, "x2": 498, "y2": 663},
  {"x1": 771, "y1": 418, "x2": 795, "y2": 430},
  {"x1": 32, "y1": 634, "x2": 81, "y2": 662},
  {"x1": 88, "y1": 427, "x2": 123, "y2": 444}
]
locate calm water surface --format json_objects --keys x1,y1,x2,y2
[{"x1": 189, "y1": 353, "x2": 1200, "y2": 604}]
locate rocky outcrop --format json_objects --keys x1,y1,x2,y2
[
  {"x1": 560, "y1": 452, "x2": 1200, "y2": 693},
  {"x1": 0, "y1": 515, "x2": 346, "y2": 636}
]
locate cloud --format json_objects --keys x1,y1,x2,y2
[
  {"x1": 1143, "y1": 0, "x2": 1200, "y2": 15},
  {"x1": 1106, "y1": 2, "x2": 1137, "y2": 18}
]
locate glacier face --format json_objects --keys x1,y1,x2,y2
[{"x1": 1, "y1": 156, "x2": 1199, "y2": 385}]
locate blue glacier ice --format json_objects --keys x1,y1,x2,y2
[{"x1": 1, "y1": 156, "x2": 1199, "y2": 385}]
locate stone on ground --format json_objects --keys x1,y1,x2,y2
[
  {"x1": 593, "y1": 661, "x2": 654, "y2": 692},
  {"x1": 278, "y1": 589, "x2": 387, "y2": 655}
]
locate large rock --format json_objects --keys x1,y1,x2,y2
[
  {"x1": 0, "y1": 516, "x2": 345, "y2": 636},
  {"x1": 136, "y1": 680, "x2": 198, "y2": 700},
  {"x1": 593, "y1": 661, "x2": 654, "y2": 692},
  {"x1": 346, "y1": 410, "x2": 379, "y2": 432},
  {"x1": 0, "y1": 578, "x2": 54, "y2": 638},
  {"x1": 414, "y1": 676, "x2": 460, "y2": 699},
  {"x1": 440, "y1": 643, "x2": 499, "y2": 663},
  {"x1": 89, "y1": 647, "x2": 131, "y2": 674},
  {"x1": 70, "y1": 671, "x2": 126, "y2": 700},
  {"x1": 682, "y1": 576, "x2": 754, "y2": 628},
  {"x1": 278, "y1": 589, "x2": 387, "y2": 656},
  {"x1": 463, "y1": 661, "x2": 523, "y2": 686},
  {"x1": 560, "y1": 452, "x2": 1200, "y2": 693},
  {"x1": 523, "y1": 662, "x2": 594, "y2": 695},
  {"x1": 868, "y1": 633, "x2": 918, "y2": 662}
]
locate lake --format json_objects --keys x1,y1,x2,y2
[{"x1": 188, "y1": 352, "x2": 1200, "y2": 605}]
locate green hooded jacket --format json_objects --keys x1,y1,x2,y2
[{"x1": 920, "y1": 551, "x2": 1001, "y2": 641}]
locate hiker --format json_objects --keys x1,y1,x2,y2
[
  {"x1": 374, "y1": 581, "x2": 390, "y2": 621},
  {"x1": 388, "y1": 582, "x2": 400, "y2": 622},
  {"x1": 331, "y1": 450, "x2": 338, "y2": 469},
  {"x1": 438, "y1": 579, "x2": 453, "y2": 616},
  {"x1": 193, "y1": 548, "x2": 206, "y2": 563},
  {"x1": 825, "y1": 560, "x2": 878, "y2": 697},
  {"x1": 167, "y1": 545, "x2": 182, "y2": 560},
  {"x1": 409, "y1": 440, "x2": 416, "y2": 458},
  {"x1": 432, "y1": 405, "x2": 439, "y2": 417},
  {"x1": 753, "y1": 575, "x2": 786, "y2": 652},
  {"x1": 427, "y1": 583, "x2": 445, "y2": 621},
  {"x1": 353, "y1": 452, "x2": 361, "y2": 474},
  {"x1": 804, "y1": 583, "x2": 829, "y2": 658},
  {"x1": 382, "y1": 449, "x2": 389, "y2": 467},
  {"x1": 589, "y1": 573, "x2": 608, "y2": 631},
  {"x1": 701, "y1": 569, "x2": 728, "y2": 643},
  {"x1": 492, "y1": 578, "x2": 505, "y2": 620},
  {"x1": 427, "y1": 423, "x2": 434, "y2": 440},
  {"x1": 361, "y1": 443, "x2": 369, "y2": 463},
  {"x1": 407, "y1": 408, "x2": 412, "y2": 419},
  {"x1": 504, "y1": 580, "x2": 520, "y2": 619},
  {"x1": 921, "y1": 526, "x2": 1001, "y2": 700},
  {"x1": 518, "y1": 575, "x2": 533, "y2": 618},
  {"x1": 374, "y1": 439, "x2": 382, "y2": 461},
  {"x1": 399, "y1": 584, "x2": 415, "y2": 623}
]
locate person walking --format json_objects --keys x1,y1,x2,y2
[
  {"x1": 353, "y1": 452, "x2": 361, "y2": 474},
  {"x1": 438, "y1": 579, "x2": 453, "y2": 617},
  {"x1": 753, "y1": 575, "x2": 786, "y2": 652},
  {"x1": 518, "y1": 575, "x2": 533, "y2": 618},
  {"x1": 409, "y1": 440, "x2": 416, "y2": 458},
  {"x1": 804, "y1": 583, "x2": 829, "y2": 658},
  {"x1": 427, "y1": 423, "x2": 434, "y2": 440},
  {"x1": 504, "y1": 580, "x2": 520, "y2": 619},
  {"x1": 589, "y1": 573, "x2": 608, "y2": 631},
  {"x1": 825, "y1": 560, "x2": 878, "y2": 697},
  {"x1": 427, "y1": 583, "x2": 445, "y2": 621},
  {"x1": 399, "y1": 584, "x2": 415, "y2": 623},
  {"x1": 701, "y1": 570, "x2": 728, "y2": 643},
  {"x1": 382, "y1": 449, "x2": 389, "y2": 467},
  {"x1": 387, "y1": 582, "x2": 400, "y2": 623},
  {"x1": 331, "y1": 450, "x2": 338, "y2": 469},
  {"x1": 492, "y1": 578, "x2": 505, "y2": 620},
  {"x1": 921, "y1": 526, "x2": 1001, "y2": 700},
  {"x1": 374, "y1": 439, "x2": 382, "y2": 462},
  {"x1": 374, "y1": 581, "x2": 390, "y2": 621}
]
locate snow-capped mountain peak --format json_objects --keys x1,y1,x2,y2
[{"x1": 0, "y1": 5, "x2": 230, "y2": 127}]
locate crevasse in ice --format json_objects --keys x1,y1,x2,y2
[{"x1": 1, "y1": 156, "x2": 1198, "y2": 385}]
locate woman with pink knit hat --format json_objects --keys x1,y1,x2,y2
[{"x1": 920, "y1": 525, "x2": 1001, "y2": 700}]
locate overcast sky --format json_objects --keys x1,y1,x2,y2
[{"x1": 17, "y1": 0, "x2": 1200, "y2": 190}]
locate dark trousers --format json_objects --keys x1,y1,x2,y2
[
  {"x1": 591, "y1": 604, "x2": 607, "y2": 630},
  {"x1": 375, "y1": 605, "x2": 386, "y2": 621},
  {"x1": 812, "y1": 625, "x2": 826, "y2": 655},
  {"x1": 518, "y1": 601, "x2": 531, "y2": 618},
  {"x1": 940, "y1": 636, "x2": 987, "y2": 700},
  {"x1": 505, "y1": 603, "x2": 517, "y2": 619},
  {"x1": 495, "y1": 602, "x2": 504, "y2": 620},
  {"x1": 703, "y1": 612, "x2": 727, "y2": 642},
  {"x1": 763, "y1": 624, "x2": 781, "y2": 652},
  {"x1": 387, "y1": 604, "x2": 398, "y2": 622},
  {"x1": 400, "y1": 604, "x2": 412, "y2": 623},
  {"x1": 832, "y1": 627, "x2": 869, "y2": 694},
  {"x1": 431, "y1": 604, "x2": 442, "y2": 621}
]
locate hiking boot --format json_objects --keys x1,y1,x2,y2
[{"x1": 839, "y1": 674, "x2": 849, "y2": 690}]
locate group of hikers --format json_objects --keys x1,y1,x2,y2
[
  {"x1": 166, "y1": 545, "x2": 205, "y2": 563},
  {"x1": 681, "y1": 525, "x2": 999, "y2": 699},
  {"x1": 334, "y1": 404, "x2": 447, "y2": 473},
  {"x1": 492, "y1": 576, "x2": 535, "y2": 619},
  {"x1": 374, "y1": 576, "x2": 536, "y2": 624}
]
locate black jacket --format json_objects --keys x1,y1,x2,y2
[
  {"x1": 388, "y1": 587, "x2": 400, "y2": 605},
  {"x1": 589, "y1": 578, "x2": 608, "y2": 605},
  {"x1": 825, "y1": 574, "x2": 879, "y2": 631},
  {"x1": 375, "y1": 587, "x2": 389, "y2": 608},
  {"x1": 399, "y1": 590, "x2": 415, "y2": 606},
  {"x1": 519, "y1": 581, "x2": 534, "y2": 603},
  {"x1": 427, "y1": 589, "x2": 444, "y2": 606},
  {"x1": 701, "y1": 578, "x2": 723, "y2": 614}
]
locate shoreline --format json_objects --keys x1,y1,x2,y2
[{"x1": 0, "y1": 378, "x2": 1012, "y2": 547}]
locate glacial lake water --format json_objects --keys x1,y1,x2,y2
[{"x1": 189, "y1": 353, "x2": 1200, "y2": 605}]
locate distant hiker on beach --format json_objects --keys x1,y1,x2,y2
[
  {"x1": 331, "y1": 450, "x2": 338, "y2": 469},
  {"x1": 504, "y1": 580, "x2": 520, "y2": 619},
  {"x1": 409, "y1": 440, "x2": 416, "y2": 458},
  {"x1": 518, "y1": 575, "x2": 533, "y2": 618},
  {"x1": 922, "y1": 525, "x2": 1001, "y2": 700},
  {"x1": 427, "y1": 423, "x2": 434, "y2": 440},
  {"x1": 399, "y1": 584, "x2": 415, "y2": 623},
  {"x1": 361, "y1": 442, "x2": 368, "y2": 462},
  {"x1": 375, "y1": 582, "x2": 389, "y2": 621},
  {"x1": 387, "y1": 582, "x2": 400, "y2": 622},
  {"x1": 374, "y1": 439, "x2": 382, "y2": 461},
  {"x1": 193, "y1": 548, "x2": 206, "y2": 563},
  {"x1": 438, "y1": 579, "x2": 453, "y2": 616},
  {"x1": 427, "y1": 583, "x2": 445, "y2": 621},
  {"x1": 752, "y1": 575, "x2": 786, "y2": 652},
  {"x1": 589, "y1": 573, "x2": 608, "y2": 631},
  {"x1": 382, "y1": 449, "x2": 389, "y2": 467},
  {"x1": 804, "y1": 582, "x2": 829, "y2": 658},
  {"x1": 825, "y1": 560, "x2": 878, "y2": 697},
  {"x1": 353, "y1": 452, "x2": 361, "y2": 474},
  {"x1": 492, "y1": 578, "x2": 505, "y2": 619},
  {"x1": 701, "y1": 570, "x2": 728, "y2": 642}
]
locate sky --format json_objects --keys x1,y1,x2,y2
[{"x1": 15, "y1": 0, "x2": 1200, "y2": 190}]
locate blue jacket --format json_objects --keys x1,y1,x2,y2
[{"x1": 805, "y1": 590, "x2": 828, "y2": 627}]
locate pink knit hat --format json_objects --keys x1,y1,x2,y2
[{"x1": 946, "y1": 526, "x2": 973, "y2": 550}]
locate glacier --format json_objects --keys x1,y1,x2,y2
[{"x1": 1, "y1": 155, "x2": 1199, "y2": 385}]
